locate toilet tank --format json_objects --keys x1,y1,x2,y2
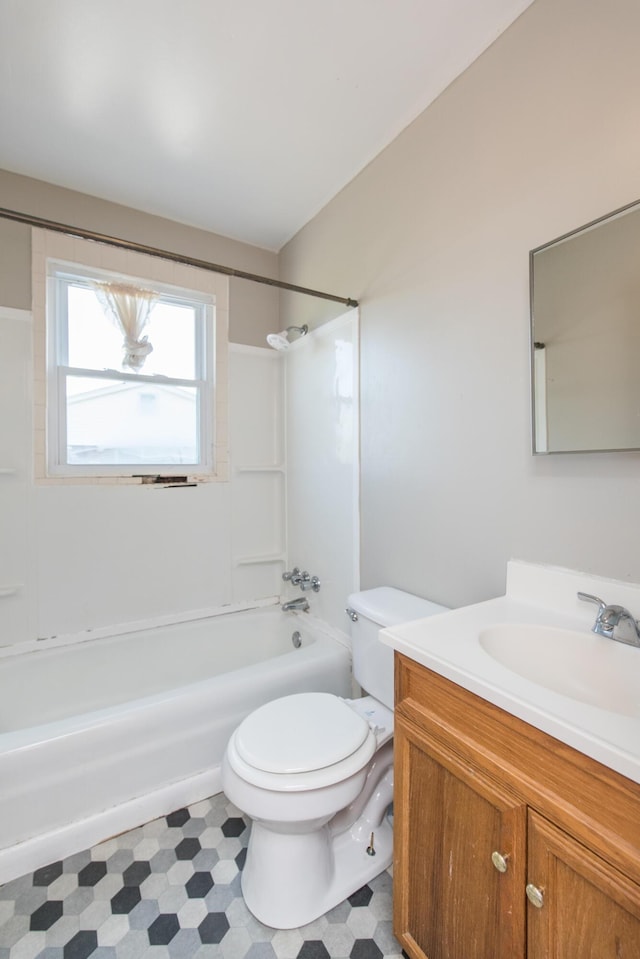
[{"x1": 347, "y1": 587, "x2": 449, "y2": 709}]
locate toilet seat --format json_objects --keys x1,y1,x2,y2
[
  {"x1": 235, "y1": 692, "x2": 370, "y2": 774},
  {"x1": 227, "y1": 692, "x2": 378, "y2": 792}
]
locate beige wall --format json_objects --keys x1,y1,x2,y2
[
  {"x1": 280, "y1": 0, "x2": 640, "y2": 607},
  {"x1": 0, "y1": 169, "x2": 279, "y2": 345}
]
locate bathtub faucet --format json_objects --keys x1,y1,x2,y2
[{"x1": 282, "y1": 597, "x2": 310, "y2": 613}]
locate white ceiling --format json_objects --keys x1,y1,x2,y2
[{"x1": 0, "y1": 0, "x2": 534, "y2": 251}]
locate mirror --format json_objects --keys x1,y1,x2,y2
[{"x1": 530, "y1": 199, "x2": 640, "y2": 453}]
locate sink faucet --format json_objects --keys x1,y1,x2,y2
[
  {"x1": 282, "y1": 596, "x2": 310, "y2": 613},
  {"x1": 577, "y1": 592, "x2": 640, "y2": 647}
]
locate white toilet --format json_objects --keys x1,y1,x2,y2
[{"x1": 221, "y1": 587, "x2": 448, "y2": 929}]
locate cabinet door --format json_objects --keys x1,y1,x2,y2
[
  {"x1": 528, "y1": 810, "x2": 640, "y2": 958},
  {"x1": 394, "y1": 715, "x2": 527, "y2": 959}
]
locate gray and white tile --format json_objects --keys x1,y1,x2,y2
[{"x1": 0, "y1": 794, "x2": 406, "y2": 959}]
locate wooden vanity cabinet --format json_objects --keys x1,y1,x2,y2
[
  {"x1": 393, "y1": 653, "x2": 640, "y2": 959},
  {"x1": 395, "y1": 716, "x2": 527, "y2": 958},
  {"x1": 527, "y1": 811, "x2": 640, "y2": 957}
]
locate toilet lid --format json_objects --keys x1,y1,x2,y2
[{"x1": 234, "y1": 692, "x2": 370, "y2": 774}]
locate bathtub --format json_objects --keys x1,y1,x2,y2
[{"x1": 0, "y1": 605, "x2": 352, "y2": 884}]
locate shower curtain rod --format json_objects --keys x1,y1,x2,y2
[{"x1": 0, "y1": 206, "x2": 359, "y2": 308}]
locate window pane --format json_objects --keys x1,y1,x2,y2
[
  {"x1": 65, "y1": 375, "x2": 199, "y2": 466},
  {"x1": 67, "y1": 285, "x2": 123, "y2": 370},
  {"x1": 67, "y1": 285, "x2": 199, "y2": 379},
  {"x1": 143, "y1": 302, "x2": 197, "y2": 379}
]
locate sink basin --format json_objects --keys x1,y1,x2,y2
[{"x1": 479, "y1": 624, "x2": 640, "y2": 718}]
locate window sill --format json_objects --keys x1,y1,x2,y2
[{"x1": 34, "y1": 467, "x2": 229, "y2": 487}]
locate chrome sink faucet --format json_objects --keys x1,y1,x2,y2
[{"x1": 577, "y1": 592, "x2": 640, "y2": 647}]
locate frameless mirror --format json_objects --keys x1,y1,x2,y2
[{"x1": 530, "y1": 199, "x2": 640, "y2": 453}]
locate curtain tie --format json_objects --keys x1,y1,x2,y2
[{"x1": 122, "y1": 335, "x2": 153, "y2": 371}]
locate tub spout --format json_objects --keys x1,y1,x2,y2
[{"x1": 282, "y1": 597, "x2": 310, "y2": 612}]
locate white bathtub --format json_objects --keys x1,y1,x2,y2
[{"x1": 0, "y1": 605, "x2": 352, "y2": 884}]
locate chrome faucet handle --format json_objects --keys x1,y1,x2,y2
[
  {"x1": 577, "y1": 591, "x2": 613, "y2": 637},
  {"x1": 282, "y1": 567, "x2": 300, "y2": 582},
  {"x1": 300, "y1": 575, "x2": 321, "y2": 593},
  {"x1": 577, "y1": 591, "x2": 606, "y2": 612}
]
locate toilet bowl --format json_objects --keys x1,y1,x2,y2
[{"x1": 221, "y1": 587, "x2": 449, "y2": 929}]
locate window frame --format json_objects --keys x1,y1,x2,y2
[
  {"x1": 46, "y1": 261, "x2": 216, "y2": 478},
  {"x1": 32, "y1": 229, "x2": 229, "y2": 486}
]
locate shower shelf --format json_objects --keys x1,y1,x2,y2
[
  {"x1": 0, "y1": 585, "x2": 21, "y2": 597},
  {"x1": 234, "y1": 554, "x2": 285, "y2": 567}
]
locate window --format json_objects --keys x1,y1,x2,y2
[{"x1": 32, "y1": 230, "x2": 228, "y2": 483}]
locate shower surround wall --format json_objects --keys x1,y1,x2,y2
[
  {"x1": 229, "y1": 344, "x2": 286, "y2": 602},
  {"x1": 0, "y1": 171, "x2": 284, "y2": 646},
  {"x1": 0, "y1": 311, "x2": 356, "y2": 647},
  {"x1": 0, "y1": 309, "x2": 33, "y2": 643},
  {"x1": 0, "y1": 310, "x2": 287, "y2": 646},
  {"x1": 0, "y1": 174, "x2": 358, "y2": 648},
  {"x1": 284, "y1": 311, "x2": 360, "y2": 630}
]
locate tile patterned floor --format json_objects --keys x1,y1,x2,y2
[{"x1": 0, "y1": 794, "x2": 405, "y2": 959}]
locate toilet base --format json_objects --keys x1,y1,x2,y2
[{"x1": 241, "y1": 812, "x2": 393, "y2": 929}]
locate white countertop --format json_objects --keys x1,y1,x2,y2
[{"x1": 380, "y1": 560, "x2": 640, "y2": 786}]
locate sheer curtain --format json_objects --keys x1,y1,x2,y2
[{"x1": 93, "y1": 282, "x2": 158, "y2": 371}]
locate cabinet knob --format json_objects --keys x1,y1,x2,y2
[
  {"x1": 491, "y1": 851, "x2": 509, "y2": 873},
  {"x1": 526, "y1": 882, "x2": 544, "y2": 908}
]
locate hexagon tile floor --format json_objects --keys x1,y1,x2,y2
[{"x1": 0, "y1": 793, "x2": 407, "y2": 959}]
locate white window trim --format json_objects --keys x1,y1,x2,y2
[
  {"x1": 32, "y1": 228, "x2": 229, "y2": 485},
  {"x1": 46, "y1": 264, "x2": 214, "y2": 478}
]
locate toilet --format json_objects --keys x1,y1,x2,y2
[{"x1": 221, "y1": 587, "x2": 448, "y2": 929}]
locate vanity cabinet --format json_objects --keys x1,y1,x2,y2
[
  {"x1": 393, "y1": 653, "x2": 640, "y2": 959},
  {"x1": 526, "y1": 811, "x2": 640, "y2": 956}
]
